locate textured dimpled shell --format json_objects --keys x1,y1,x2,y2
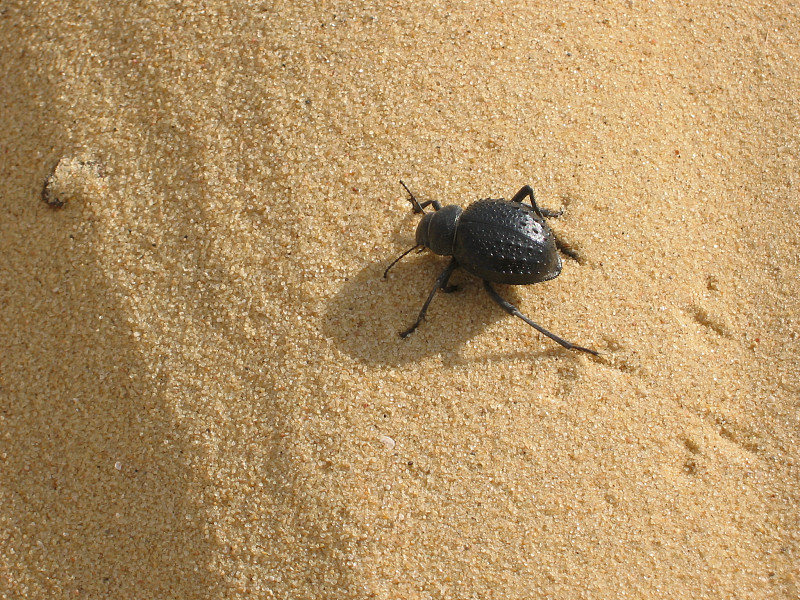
[{"x1": 454, "y1": 199, "x2": 562, "y2": 285}]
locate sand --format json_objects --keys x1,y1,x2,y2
[{"x1": 1, "y1": 1, "x2": 799, "y2": 598}]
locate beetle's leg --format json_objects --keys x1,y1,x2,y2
[
  {"x1": 510, "y1": 185, "x2": 562, "y2": 218},
  {"x1": 438, "y1": 263, "x2": 459, "y2": 292},
  {"x1": 483, "y1": 281, "x2": 598, "y2": 355},
  {"x1": 539, "y1": 206, "x2": 563, "y2": 218},
  {"x1": 418, "y1": 199, "x2": 443, "y2": 211},
  {"x1": 400, "y1": 180, "x2": 442, "y2": 213},
  {"x1": 400, "y1": 258, "x2": 458, "y2": 338},
  {"x1": 554, "y1": 235, "x2": 581, "y2": 262},
  {"x1": 441, "y1": 281, "x2": 459, "y2": 293}
]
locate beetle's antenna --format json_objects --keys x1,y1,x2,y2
[
  {"x1": 384, "y1": 245, "x2": 423, "y2": 278},
  {"x1": 400, "y1": 180, "x2": 425, "y2": 213}
]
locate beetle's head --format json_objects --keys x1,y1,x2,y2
[
  {"x1": 415, "y1": 212, "x2": 433, "y2": 247},
  {"x1": 415, "y1": 204, "x2": 462, "y2": 256}
]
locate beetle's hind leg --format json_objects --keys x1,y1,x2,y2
[
  {"x1": 554, "y1": 235, "x2": 582, "y2": 262},
  {"x1": 400, "y1": 259, "x2": 458, "y2": 338},
  {"x1": 440, "y1": 282, "x2": 459, "y2": 293},
  {"x1": 483, "y1": 281, "x2": 598, "y2": 355}
]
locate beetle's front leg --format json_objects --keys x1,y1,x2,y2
[
  {"x1": 400, "y1": 258, "x2": 458, "y2": 338},
  {"x1": 510, "y1": 185, "x2": 562, "y2": 218},
  {"x1": 400, "y1": 180, "x2": 442, "y2": 213}
]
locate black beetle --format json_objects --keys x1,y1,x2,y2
[{"x1": 384, "y1": 181, "x2": 597, "y2": 355}]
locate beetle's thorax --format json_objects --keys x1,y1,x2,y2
[{"x1": 416, "y1": 204, "x2": 463, "y2": 255}]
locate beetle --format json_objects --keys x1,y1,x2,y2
[{"x1": 384, "y1": 181, "x2": 598, "y2": 355}]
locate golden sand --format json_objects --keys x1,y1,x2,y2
[{"x1": 1, "y1": 1, "x2": 798, "y2": 598}]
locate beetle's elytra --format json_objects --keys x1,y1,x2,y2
[{"x1": 384, "y1": 181, "x2": 597, "y2": 355}]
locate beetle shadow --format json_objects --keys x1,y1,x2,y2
[{"x1": 323, "y1": 256, "x2": 570, "y2": 366}]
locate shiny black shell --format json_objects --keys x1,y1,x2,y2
[{"x1": 453, "y1": 199, "x2": 562, "y2": 285}]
